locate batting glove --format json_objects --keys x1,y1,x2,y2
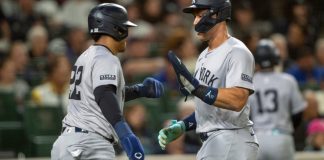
[
  {"x1": 158, "y1": 120, "x2": 185, "y2": 150},
  {"x1": 115, "y1": 121, "x2": 145, "y2": 160},
  {"x1": 167, "y1": 51, "x2": 199, "y2": 96},
  {"x1": 167, "y1": 51, "x2": 218, "y2": 105},
  {"x1": 138, "y1": 77, "x2": 164, "y2": 98}
]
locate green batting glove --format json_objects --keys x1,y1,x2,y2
[{"x1": 158, "y1": 120, "x2": 185, "y2": 150}]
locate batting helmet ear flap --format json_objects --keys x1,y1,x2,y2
[{"x1": 113, "y1": 25, "x2": 128, "y2": 40}]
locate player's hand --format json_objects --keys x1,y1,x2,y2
[
  {"x1": 120, "y1": 134, "x2": 145, "y2": 160},
  {"x1": 167, "y1": 51, "x2": 200, "y2": 96},
  {"x1": 139, "y1": 77, "x2": 164, "y2": 98},
  {"x1": 168, "y1": 51, "x2": 218, "y2": 105},
  {"x1": 158, "y1": 120, "x2": 185, "y2": 150}
]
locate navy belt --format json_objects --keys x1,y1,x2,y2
[
  {"x1": 199, "y1": 132, "x2": 209, "y2": 142},
  {"x1": 199, "y1": 128, "x2": 254, "y2": 142},
  {"x1": 199, "y1": 129, "x2": 229, "y2": 142},
  {"x1": 62, "y1": 127, "x2": 114, "y2": 144},
  {"x1": 62, "y1": 126, "x2": 89, "y2": 133}
]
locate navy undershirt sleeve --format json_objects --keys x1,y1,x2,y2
[
  {"x1": 125, "y1": 85, "x2": 141, "y2": 102},
  {"x1": 94, "y1": 84, "x2": 123, "y2": 126}
]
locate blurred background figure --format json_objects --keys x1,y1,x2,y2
[
  {"x1": 294, "y1": 90, "x2": 320, "y2": 151},
  {"x1": 270, "y1": 33, "x2": 293, "y2": 71},
  {"x1": 65, "y1": 27, "x2": 88, "y2": 65},
  {"x1": 140, "y1": 0, "x2": 164, "y2": 24},
  {"x1": 8, "y1": 41, "x2": 29, "y2": 79},
  {"x1": 163, "y1": 27, "x2": 198, "y2": 72},
  {"x1": 286, "y1": 47, "x2": 324, "y2": 90},
  {"x1": 249, "y1": 39, "x2": 306, "y2": 160},
  {"x1": 0, "y1": 8, "x2": 11, "y2": 58},
  {"x1": 0, "y1": 58, "x2": 29, "y2": 114},
  {"x1": 286, "y1": 23, "x2": 310, "y2": 60},
  {"x1": 24, "y1": 24, "x2": 49, "y2": 87},
  {"x1": 47, "y1": 38, "x2": 67, "y2": 56},
  {"x1": 124, "y1": 102, "x2": 160, "y2": 154},
  {"x1": 231, "y1": 0, "x2": 272, "y2": 41},
  {"x1": 6, "y1": 0, "x2": 40, "y2": 41},
  {"x1": 315, "y1": 38, "x2": 324, "y2": 68},
  {"x1": 30, "y1": 55, "x2": 70, "y2": 113},
  {"x1": 58, "y1": 0, "x2": 96, "y2": 30},
  {"x1": 305, "y1": 119, "x2": 324, "y2": 151},
  {"x1": 122, "y1": 21, "x2": 165, "y2": 83},
  {"x1": 0, "y1": 58, "x2": 28, "y2": 158}
]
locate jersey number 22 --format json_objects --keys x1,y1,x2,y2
[{"x1": 69, "y1": 65, "x2": 83, "y2": 100}]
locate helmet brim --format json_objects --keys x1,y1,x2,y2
[
  {"x1": 124, "y1": 21, "x2": 137, "y2": 27},
  {"x1": 183, "y1": 4, "x2": 209, "y2": 13}
]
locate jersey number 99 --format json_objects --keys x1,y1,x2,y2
[{"x1": 69, "y1": 65, "x2": 84, "y2": 100}]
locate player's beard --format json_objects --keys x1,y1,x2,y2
[
  {"x1": 197, "y1": 22, "x2": 228, "y2": 48},
  {"x1": 196, "y1": 32, "x2": 208, "y2": 42}
]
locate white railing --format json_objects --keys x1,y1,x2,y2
[{"x1": 2, "y1": 152, "x2": 324, "y2": 160}]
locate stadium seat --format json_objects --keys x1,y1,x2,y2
[
  {"x1": 24, "y1": 106, "x2": 64, "y2": 157},
  {"x1": 0, "y1": 92, "x2": 25, "y2": 157},
  {"x1": 0, "y1": 92, "x2": 20, "y2": 121}
]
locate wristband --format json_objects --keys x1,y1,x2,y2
[
  {"x1": 192, "y1": 85, "x2": 218, "y2": 105},
  {"x1": 182, "y1": 112, "x2": 197, "y2": 131}
]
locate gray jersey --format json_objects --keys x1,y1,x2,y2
[
  {"x1": 62, "y1": 45, "x2": 125, "y2": 141},
  {"x1": 194, "y1": 37, "x2": 255, "y2": 133},
  {"x1": 249, "y1": 72, "x2": 306, "y2": 134}
]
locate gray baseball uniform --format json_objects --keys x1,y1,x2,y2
[
  {"x1": 249, "y1": 72, "x2": 306, "y2": 160},
  {"x1": 51, "y1": 45, "x2": 124, "y2": 160},
  {"x1": 194, "y1": 37, "x2": 258, "y2": 160}
]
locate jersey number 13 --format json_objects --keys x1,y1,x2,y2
[{"x1": 255, "y1": 89, "x2": 279, "y2": 114}]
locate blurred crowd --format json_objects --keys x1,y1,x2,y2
[{"x1": 0, "y1": 0, "x2": 324, "y2": 157}]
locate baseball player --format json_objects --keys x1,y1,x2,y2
[
  {"x1": 51, "y1": 3, "x2": 164, "y2": 160},
  {"x1": 158, "y1": 0, "x2": 259, "y2": 160},
  {"x1": 249, "y1": 39, "x2": 307, "y2": 160}
]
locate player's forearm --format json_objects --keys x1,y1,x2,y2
[
  {"x1": 192, "y1": 85, "x2": 249, "y2": 112},
  {"x1": 213, "y1": 88, "x2": 249, "y2": 112},
  {"x1": 94, "y1": 85, "x2": 123, "y2": 126},
  {"x1": 125, "y1": 85, "x2": 142, "y2": 101}
]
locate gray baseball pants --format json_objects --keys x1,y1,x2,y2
[
  {"x1": 256, "y1": 131, "x2": 294, "y2": 160},
  {"x1": 51, "y1": 127, "x2": 115, "y2": 160},
  {"x1": 197, "y1": 127, "x2": 259, "y2": 160}
]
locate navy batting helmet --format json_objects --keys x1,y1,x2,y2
[
  {"x1": 88, "y1": 3, "x2": 137, "y2": 41},
  {"x1": 254, "y1": 39, "x2": 280, "y2": 69},
  {"x1": 183, "y1": 0, "x2": 231, "y2": 33}
]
